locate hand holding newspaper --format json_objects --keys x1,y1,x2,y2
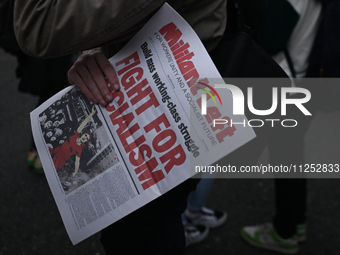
[{"x1": 30, "y1": 3, "x2": 255, "y2": 244}]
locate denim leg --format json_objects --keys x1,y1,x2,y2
[{"x1": 187, "y1": 176, "x2": 215, "y2": 211}]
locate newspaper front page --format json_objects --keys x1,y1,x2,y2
[{"x1": 30, "y1": 3, "x2": 256, "y2": 244}]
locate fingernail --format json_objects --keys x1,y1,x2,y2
[
  {"x1": 113, "y1": 83, "x2": 120, "y2": 90},
  {"x1": 106, "y1": 94, "x2": 113, "y2": 103},
  {"x1": 92, "y1": 98, "x2": 98, "y2": 104},
  {"x1": 100, "y1": 99, "x2": 107, "y2": 107}
]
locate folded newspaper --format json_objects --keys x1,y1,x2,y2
[{"x1": 30, "y1": 3, "x2": 255, "y2": 244}]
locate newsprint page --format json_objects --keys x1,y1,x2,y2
[{"x1": 30, "y1": 3, "x2": 255, "y2": 244}]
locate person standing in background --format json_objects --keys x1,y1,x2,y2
[{"x1": 241, "y1": 1, "x2": 322, "y2": 254}]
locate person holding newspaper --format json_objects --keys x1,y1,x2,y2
[{"x1": 14, "y1": 1, "x2": 227, "y2": 254}]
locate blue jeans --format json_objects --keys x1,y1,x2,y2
[{"x1": 182, "y1": 176, "x2": 215, "y2": 224}]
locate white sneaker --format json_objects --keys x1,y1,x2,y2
[
  {"x1": 241, "y1": 223, "x2": 299, "y2": 254},
  {"x1": 185, "y1": 207, "x2": 227, "y2": 228},
  {"x1": 297, "y1": 223, "x2": 306, "y2": 242},
  {"x1": 184, "y1": 224, "x2": 209, "y2": 247}
]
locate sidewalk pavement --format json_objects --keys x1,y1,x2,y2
[{"x1": 1, "y1": 48, "x2": 340, "y2": 255}]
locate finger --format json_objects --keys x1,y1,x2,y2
[
  {"x1": 94, "y1": 52, "x2": 120, "y2": 91},
  {"x1": 78, "y1": 62, "x2": 109, "y2": 107},
  {"x1": 68, "y1": 67, "x2": 99, "y2": 105},
  {"x1": 76, "y1": 64, "x2": 103, "y2": 104},
  {"x1": 79, "y1": 55, "x2": 109, "y2": 106},
  {"x1": 85, "y1": 55, "x2": 113, "y2": 105},
  {"x1": 70, "y1": 55, "x2": 107, "y2": 106}
]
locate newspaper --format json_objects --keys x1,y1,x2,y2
[{"x1": 30, "y1": 3, "x2": 256, "y2": 244}]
